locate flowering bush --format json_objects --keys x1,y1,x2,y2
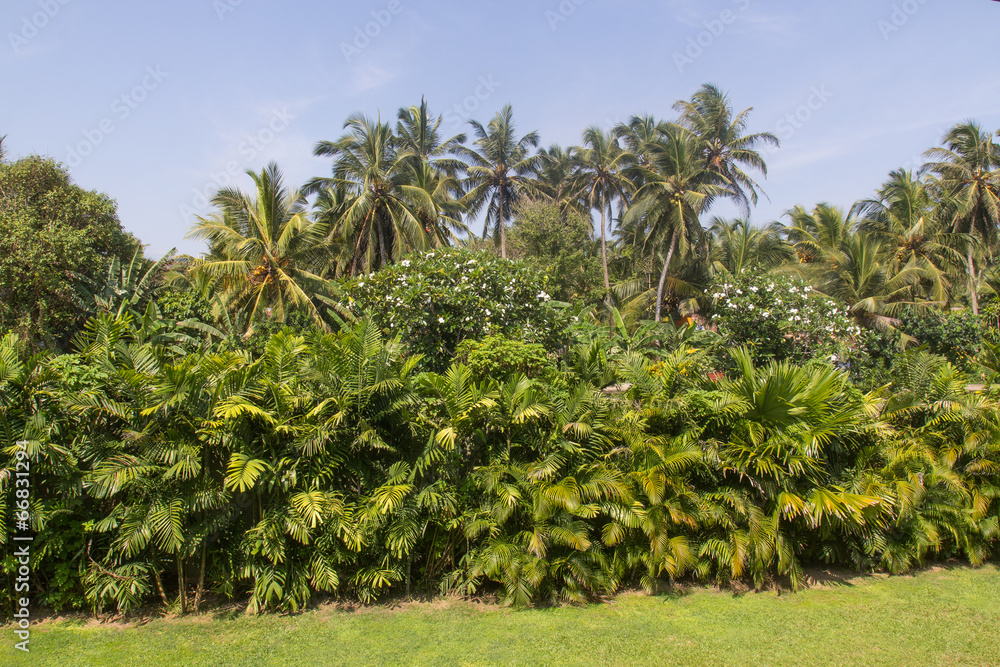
[
  {"x1": 709, "y1": 272, "x2": 860, "y2": 363},
  {"x1": 342, "y1": 247, "x2": 565, "y2": 371}
]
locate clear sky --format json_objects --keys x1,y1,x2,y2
[{"x1": 3, "y1": 0, "x2": 999, "y2": 258}]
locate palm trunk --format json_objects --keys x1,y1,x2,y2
[
  {"x1": 600, "y1": 192, "x2": 611, "y2": 297},
  {"x1": 152, "y1": 564, "x2": 169, "y2": 608},
  {"x1": 194, "y1": 542, "x2": 207, "y2": 613},
  {"x1": 499, "y1": 190, "x2": 508, "y2": 259},
  {"x1": 655, "y1": 226, "x2": 681, "y2": 323},
  {"x1": 967, "y1": 247, "x2": 979, "y2": 315},
  {"x1": 177, "y1": 556, "x2": 188, "y2": 614},
  {"x1": 405, "y1": 555, "x2": 412, "y2": 598},
  {"x1": 377, "y1": 215, "x2": 389, "y2": 269}
]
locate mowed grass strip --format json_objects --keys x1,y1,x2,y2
[{"x1": 3, "y1": 565, "x2": 998, "y2": 667}]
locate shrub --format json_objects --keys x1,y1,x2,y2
[
  {"x1": 709, "y1": 272, "x2": 860, "y2": 364},
  {"x1": 341, "y1": 248, "x2": 566, "y2": 371},
  {"x1": 899, "y1": 308, "x2": 982, "y2": 372},
  {"x1": 454, "y1": 334, "x2": 554, "y2": 382}
]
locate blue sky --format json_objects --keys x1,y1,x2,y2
[{"x1": 3, "y1": 0, "x2": 999, "y2": 258}]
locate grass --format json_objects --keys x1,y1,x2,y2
[{"x1": 3, "y1": 564, "x2": 999, "y2": 666}]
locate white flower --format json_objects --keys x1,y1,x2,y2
[
  {"x1": 358, "y1": 281, "x2": 365, "y2": 288},
  {"x1": 401, "y1": 260, "x2": 411, "y2": 267},
  {"x1": 750, "y1": 286, "x2": 758, "y2": 293},
  {"x1": 438, "y1": 317, "x2": 445, "y2": 323},
  {"x1": 748, "y1": 304, "x2": 756, "y2": 311},
  {"x1": 485, "y1": 309, "x2": 491, "y2": 316},
  {"x1": 762, "y1": 311, "x2": 770, "y2": 318}
]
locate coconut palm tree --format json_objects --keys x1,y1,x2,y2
[
  {"x1": 395, "y1": 98, "x2": 467, "y2": 177},
  {"x1": 623, "y1": 125, "x2": 727, "y2": 322},
  {"x1": 853, "y1": 169, "x2": 965, "y2": 305},
  {"x1": 460, "y1": 105, "x2": 541, "y2": 258},
  {"x1": 394, "y1": 100, "x2": 470, "y2": 247},
  {"x1": 615, "y1": 115, "x2": 663, "y2": 169},
  {"x1": 708, "y1": 217, "x2": 793, "y2": 276},
  {"x1": 674, "y1": 84, "x2": 779, "y2": 214},
  {"x1": 572, "y1": 127, "x2": 636, "y2": 300},
  {"x1": 783, "y1": 203, "x2": 854, "y2": 265},
  {"x1": 186, "y1": 162, "x2": 332, "y2": 329},
  {"x1": 810, "y1": 229, "x2": 924, "y2": 330},
  {"x1": 924, "y1": 121, "x2": 1000, "y2": 314},
  {"x1": 312, "y1": 113, "x2": 435, "y2": 274},
  {"x1": 537, "y1": 144, "x2": 586, "y2": 215}
]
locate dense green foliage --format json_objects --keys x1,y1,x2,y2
[
  {"x1": 2, "y1": 309, "x2": 999, "y2": 616},
  {"x1": 508, "y1": 199, "x2": 603, "y2": 305},
  {"x1": 0, "y1": 157, "x2": 138, "y2": 349}
]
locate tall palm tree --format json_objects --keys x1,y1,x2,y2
[
  {"x1": 674, "y1": 84, "x2": 779, "y2": 214},
  {"x1": 460, "y1": 105, "x2": 541, "y2": 258},
  {"x1": 853, "y1": 169, "x2": 965, "y2": 305},
  {"x1": 783, "y1": 203, "x2": 854, "y2": 265},
  {"x1": 924, "y1": 121, "x2": 1000, "y2": 314},
  {"x1": 810, "y1": 230, "x2": 924, "y2": 330},
  {"x1": 312, "y1": 113, "x2": 434, "y2": 275},
  {"x1": 623, "y1": 125, "x2": 727, "y2": 322},
  {"x1": 395, "y1": 98, "x2": 467, "y2": 176},
  {"x1": 186, "y1": 162, "x2": 331, "y2": 328},
  {"x1": 615, "y1": 115, "x2": 662, "y2": 169},
  {"x1": 572, "y1": 127, "x2": 636, "y2": 300},
  {"x1": 537, "y1": 144, "x2": 586, "y2": 214},
  {"x1": 391, "y1": 100, "x2": 472, "y2": 247},
  {"x1": 708, "y1": 217, "x2": 792, "y2": 276}
]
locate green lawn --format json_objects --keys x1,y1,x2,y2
[{"x1": 4, "y1": 565, "x2": 999, "y2": 666}]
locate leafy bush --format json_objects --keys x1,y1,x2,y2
[
  {"x1": 342, "y1": 247, "x2": 566, "y2": 371},
  {"x1": 508, "y1": 199, "x2": 603, "y2": 306},
  {"x1": 848, "y1": 328, "x2": 900, "y2": 389},
  {"x1": 454, "y1": 334, "x2": 554, "y2": 382},
  {"x1": 709, "y1": 272, "x2": 860, "y2": 364},
  {"x1": 899, "y1": 308, "x2": 982, "y2": 372}
]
